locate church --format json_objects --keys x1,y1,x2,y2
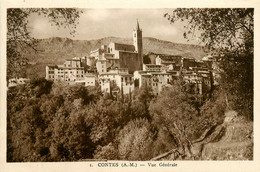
[
  {"x1": 91, "y1": 21, "x2": 143, "y2": 74},
  {"x1": 45, "y1": 21, "x2": 213, "y2": 95}
]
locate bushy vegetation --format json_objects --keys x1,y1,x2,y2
[
  {"x1": 165, "y1": 8, "x2": 253, "y2": 120},
  {"x1": 7, "y1": 78, "x2": 228, "y2": 162}
]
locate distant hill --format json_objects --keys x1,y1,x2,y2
[{"x1": 23, "y1": 37, "x2": 206, "y2": 78}]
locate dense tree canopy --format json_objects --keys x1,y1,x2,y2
[{"x1": 7, "y1": 81, "x2": 156, "y2": 161}]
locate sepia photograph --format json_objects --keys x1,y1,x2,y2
[
  {"x1": 5, "y1": 7, "x2": 254, "y2": 162},
  {"x1": 2, "y1": 0, "x2": 260, "y2": 171}
]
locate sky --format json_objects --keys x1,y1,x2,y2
[{"x1": 28, "y1": 9, "x2": 200, "y2": 45}]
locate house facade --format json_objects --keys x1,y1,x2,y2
[{"x1": 46, "y1": 58, "x2": 85, "y2": 83}]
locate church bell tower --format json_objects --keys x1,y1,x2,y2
[{"x1": 133, "y1": 20, "x2": 143, "y2": 69}]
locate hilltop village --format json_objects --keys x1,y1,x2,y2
[{"x1": 45, "y1": 22, "x2": 217, "y2": 95}]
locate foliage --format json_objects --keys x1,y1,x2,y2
[
  {"x1": 6, "y1": 77, "x2": 242, "y2": 161},
  {"x1": 150, "y1": 127, "x2": 177, "y2": 157},
  {"x1": 93, "y1": 143, "x2": 119, "y2": 160},
  {"x1": 165, "y1": 8, "x2": 253, "y2": 53},
  {"x1": 143, "y1": 54, "x2": 151, "y2": 64},
  {"x1": 7, "y1": 8, "x2": 81, "y2": 80},
  {"x1": 218, "y1": 53, "x2": 253, "y2": 120},
  {"x1": 196, "y1": 88, "x2": 227, "y2": 138},
  {"x1": 132, "y1": 83, "x2": 154, "y2": 119},
  {"x1": 149, "y1": 82, "x2": 199, "y2": 157},
  {"x1": 30, "y1": 78, "x2": 53, "y2": 97},
  {"x1": 117, "y1": 118, "x2": 155, "y2": 160},
  {"x1": 165, "y1": 8, "x2": 253, "y2": 120},
  {"x1": 7, "y1": 79, "x2": 156, "y2": 161},
  {"x1": 7, "y1": 81, "x2": 98, "y2": 161}
]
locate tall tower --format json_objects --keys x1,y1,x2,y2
[{"x1": 133, "y1": 20, "x2": 143, "y2": 69}]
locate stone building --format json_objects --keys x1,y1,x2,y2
[
  {"x1": 134, "y1": 70, "x2": 173, "y2": 95},
  {"x1": 181, "y1": 69, "x2": 213, "y2": 95},
  {"x1": 85, "y1": 73, "x2": 96, "y2": 87},
  {"x1": 91, "y1": 21, "x2": 143, "y2": 74},
  {"x1": 8, "y1": 78, "x2": 30, "y2": 88},
  {"x1": 143, "y1": 64, "x2": 164, "y2": 72},
  {"x1": 133, "y1": 20, "x2": 143, "y2": 68},
  {"x1": 133, "y1": 71, "x2": 152, "y2": 88},
  {"x1": 45, "y1": 20, "x2": 215, "y2": 96},
  {"x1": 154, "y1": 54, "x2": 182, "y2": 72},
  {"x1": 46, "y1": 58, "x2": 85, "y2": 83},
  {"x1": 99, "y1": 68, "x2": 134, "y2": 94}
]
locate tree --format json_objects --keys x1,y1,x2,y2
[
  {"x1": 132, "y1": 83, "x2": 154, "y2": 119},
  {"x1": 117, "y1": 118, "x2": 155, "y2": 160},
  {"x1": 7, "y1": 8, "x2": 81, "y2": 80},
  {"x1": 165, "y1": 8, "x2": 253, "y2": 119},
  {"x1": 93, "y1": 143, "x2": 119, "y2": 160},
  {"x1": 165, "y1": 8, "x2": 253, "y2": 53},
  {"x1": 143, "y1": 54, "x2": 151, "y2": 64},
  {"x1": 30, "y1": 78, "x2": 53, "y2": 97},
  {"x1": 149, "y1": 82, "x2": 199, "y2": 159}
]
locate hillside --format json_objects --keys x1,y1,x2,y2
[
  {"x1": 151, "y1": 111, "x2": 253, "y2": 160},
  {"x1": 200, "y1": 111, "x2": 253, "y2": 160},
  {"x1": 23, "y1": 37, "x2": 206, "y2": 78}
]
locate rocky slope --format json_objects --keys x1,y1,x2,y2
[
  {"x1": 199, "y1": 111, "x2": 253, "y2": 160},
  {"x1": 151, "y1": 111, "x2": 253, "y2": 160}
]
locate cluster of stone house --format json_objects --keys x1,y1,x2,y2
[
  {"x1": 8, "y1": 78, "x2": 30, "y2": 88},
  {"x1": 46, "y1": 58, "x2": 85, "y2": 82},
  {"x1": 46, "y1": 21, "x2": 216, "y2": 95}
]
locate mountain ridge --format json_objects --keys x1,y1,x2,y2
[
  {"x1": 24, "y1": 36, "x2": 206, "y2": 78},
  {"x1": 38, "y1": 36, "x2": 205, "y2": 47}
]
